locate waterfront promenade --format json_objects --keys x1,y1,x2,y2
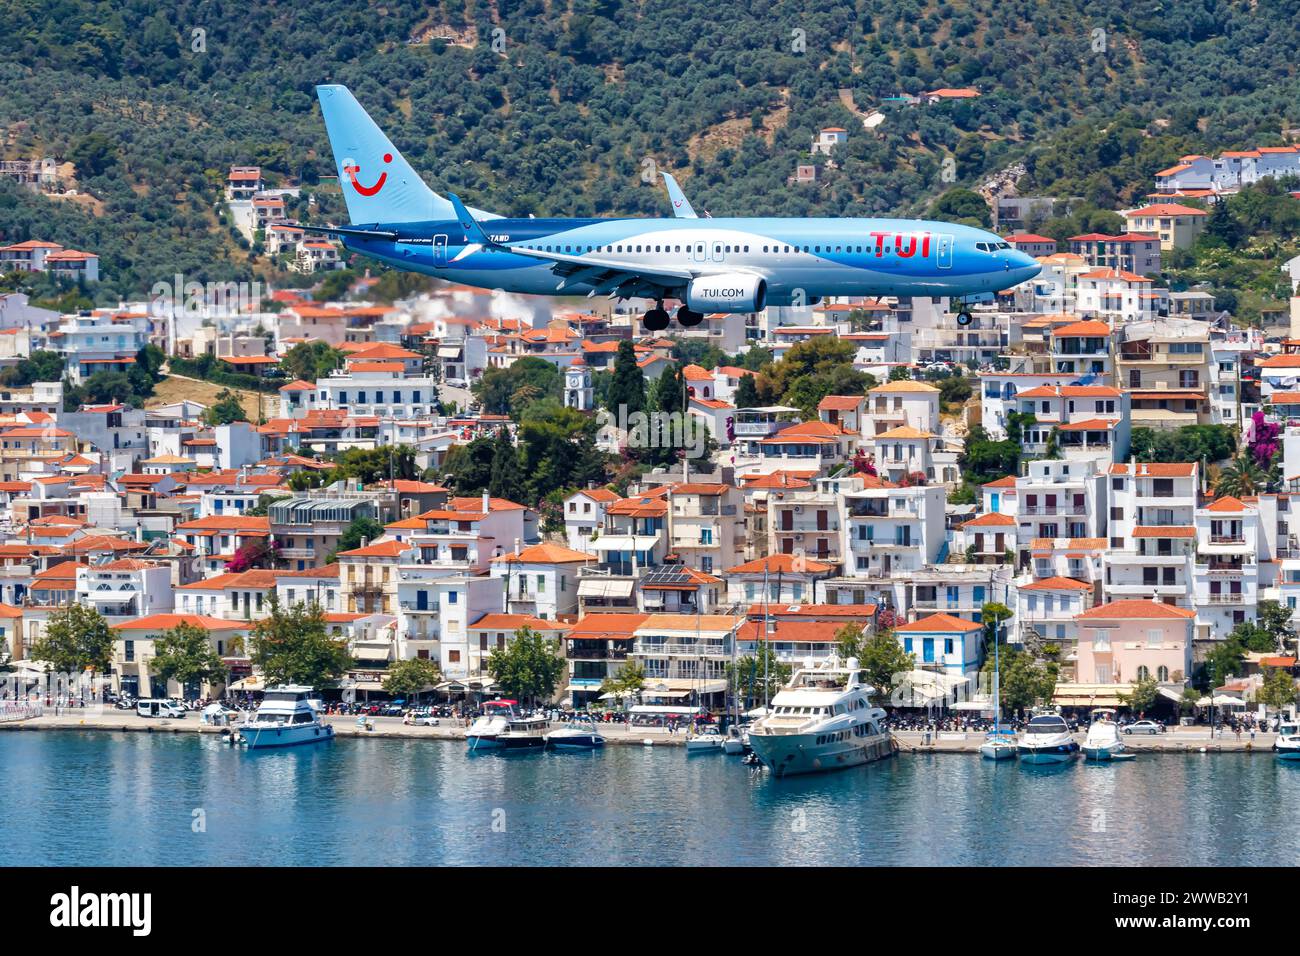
[{"x1": 0, "y1": 710, "x2": 1279, "y2": 753}]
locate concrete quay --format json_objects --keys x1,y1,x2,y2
[{"x1": 1, "y1": 712, "x2": 1280, "y2": 754}]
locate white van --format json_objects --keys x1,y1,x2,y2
[{"x1": 136, "y1": 699, "x2": 187, "y2": 718}]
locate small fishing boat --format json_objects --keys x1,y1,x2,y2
[{"x1": 1083, "y1": 708, "x2": 1127, "y2": 761}]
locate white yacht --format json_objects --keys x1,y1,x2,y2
[
  {"x1": 1017, "y1": 713, "x2": 1079, "y2": 764},
  {"x1": 684, "y1": 730, "x2": 726, "y2": 754},
  {"x1": 1083, "y1": 708, "x2": 1127, "y2": 761},
  {"x1": 467, "y1": 700, "x2": 549, "y2": 751},
  {"x1": 1274, "y1": 721, "x2": 1300, "y2": 761},
  {"x1": 746, "y1": 657, "x2": 892, "y2": 777},
  {"x1": 235, "y1": 685, "x2": 334, "y2": 749}
]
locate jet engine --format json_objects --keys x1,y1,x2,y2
[{"x1": 685, "y1": 273, "x2": 767, "y2": 313}]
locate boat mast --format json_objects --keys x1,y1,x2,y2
[
  {"x1": 993, "y1": 618, "x2": 1002, "y2": 733},
  {"x1": 761, "y1": 562, "x2": 771, "y2": 712}
]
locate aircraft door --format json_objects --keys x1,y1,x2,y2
[
  {"x1": 433, "y1": 234, "x2": 448, "y2": 268},
  {"x1": 691, "y1": 240, "x2": 708, "y2": 263},
  {"x1": 935, "y1": 234, "x2": 954, "y2": 269},
  {"x1": 711, "y1": 240, "x2": 725, "y2": 262}
]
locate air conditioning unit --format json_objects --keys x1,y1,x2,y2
[{"x1": 794, "y1": 505, "x2": 803, "y2": 513}]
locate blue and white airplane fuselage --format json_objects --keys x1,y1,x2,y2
[{"x1": 311, "y1": 85, "x2": 1040, "y2": 326}]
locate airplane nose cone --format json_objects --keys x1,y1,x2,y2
[{"x1": 1010, "y1": 251, "x2": 1040, "y2": 283}]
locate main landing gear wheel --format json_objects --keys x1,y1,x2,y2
[
  {"x1": 956, "y1": 311, "x2": 973, "y2": 326},
  {"x1": 676, "y1": 306, "x2": 704, "y2": 327},
  {"x1": 642, "y1": 307, "x2": 670, "y2": 332}
]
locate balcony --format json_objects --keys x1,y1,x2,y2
[
  {"x1": 1204, "y1": 592, "x2": 1246, "y2": 604},
  {"x1": 1020, "y1": 505, "x2": 1086, "y2": 516},
  {"x1": 565, "y1": 645, "x2": 630, "y2": 661},
  {"x1": 632, "y1": 642, "x2": 729, "y2": 658},
  {"x1": 1209, "y1": 535, "x2": 1245, "y2": 545}
]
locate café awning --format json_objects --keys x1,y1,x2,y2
[{"x1": 351, "y1": 646, "x2": 391, "y2": 662}]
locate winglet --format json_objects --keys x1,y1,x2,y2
[
  {"x1": 662, "y1": 172, "x2": 698, "y2": 219},
  {"x1": 447, "y1": 192, "x2": 494, "y2": 246}
]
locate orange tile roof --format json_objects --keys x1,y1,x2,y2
[
  {"x1": 1133, "y1": 526, "x2": 1196, "y2": 538},
  {"x1": 469, "y1": 614, "x2": 570, "y2": 632},
  {"x1": 112, "y1": 613, "x2": 251, "y2": 631},
  {"x1": 492, "y1": 543, "x2": 594, "y2": 564},
  {"x1": 737, "y1": 619, "x2": 860, "y2": 644},
  {"x1": 336, "y1": 540, "x2": 409, "y2": 558},
  {"x1": 727, "y1": 554, "x2": 836, "y2": 575},
  {"x1": 1124, "y1": 203, "x2": 1208, "y2": 217},
  {"x1": 963, "y1": 512, "x2": 1016, "y2": 528},
  {"x1": 564, "y1": 613, "x2": 650, "y2": 638},
  {"x1": 1051, "y1": 320, "x2": 1111, "y2": 337},
  {"x1": 1020, "y1": 576, "x2": 1092, "y2": 591},
  {"x1": 895, "y1": 613, "x2": 982, "y2": 633},
  {"x1": 1204, "y1": 496, "x2": 1249, "y2": 513},
  {"x1": 1077, "y1": 600, "x2": 1196, "y2": 621}
]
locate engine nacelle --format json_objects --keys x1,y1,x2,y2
[{"x1": 685, "y1": 273, "x2": 766, "y2": 313}]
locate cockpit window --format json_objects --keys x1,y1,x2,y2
[
  {"x1": 996, "y1": 241, "x2": 1011, "y2": 250},
  {"x1": 975, "y1": 241, "x2": 992, "y2": 252}
]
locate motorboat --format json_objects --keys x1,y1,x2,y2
[
  {"x1": 234, "y1": 685, "x2": 334, "y2": 749},
  {"x1": 746, "y1": 656, "x2": 892, "y2": 777},
  {"x1": 545, "y1": 719, "x2": 606, "y2": 749},
  {"x1": 496, "y1": 713, "x2": 551, "y2": 750},
  {"x1": 722, "y1": 725, "x2": 747, "y2": 755},
  {"x1": 684, "y1": 730, "x2": 726, "y2": 753},
  {"x1": 979, "y1": 731, "x2": 1017, "y2": 761},
  {"x1": 1017, "y1": 713, "x2": 1079, "y2": 764},
  {"x1": 466, "y1": 699, "x2": 549, "y2": 751},
  {"x1": 1274, "y1": 721, "x2": 1300, "y2": 761},
  {"x1": 1083, "y1": 708, "x2": 1127, "y2": 761}
]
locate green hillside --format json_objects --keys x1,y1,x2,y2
[{"x1": 1, "y1": 0, "x2": 1298, "y2": 299}]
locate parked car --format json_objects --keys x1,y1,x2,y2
[
  {"x1": 1123, "y1": 720, "x2": 1165, "y2": 735},
  {"x1": 137, "y1": 699, "x2": 187, "y2": 719},
  {"x1": 445, "y1": 377, "x2": 468, "y2": 389}
]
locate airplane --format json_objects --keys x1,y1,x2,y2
[{"x1": 308, "y1": 85, "x2": 1041, "y2": 331}]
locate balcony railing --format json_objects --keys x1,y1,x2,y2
[
  {"x1": 632, "y1": 642, "x2": 729, "y2": 658},
  {"x1": 1204, "y1": 593, "x2": 1245, "y2": 604},
  {"x1": 566, "y1": 645, "x2": 630, "y2": 661},
  {"x1": 1209, "y1": 535, "x2": 1245, "y2": 545}
]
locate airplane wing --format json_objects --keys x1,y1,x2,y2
[
  {"x1": 661, "y1": 172, "x2": 698, "y2": 219},
  {"x1": 446, "y1": 192, "x2": 698, "y2": 299},
  {"x1": 300, "y1": 224, "x2": 399, "y2": 241}
]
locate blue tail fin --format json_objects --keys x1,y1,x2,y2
[{"x1": 315, "y1": 85, "x2": 498, "y2": 225}]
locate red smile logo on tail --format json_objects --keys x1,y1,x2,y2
[{"x1": 343, "y1": 153, "x2": 391, "y2": 196}]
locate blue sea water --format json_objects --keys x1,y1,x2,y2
[{"x1": 0, "y1": 732, "x2": 1293, "y2": 866}]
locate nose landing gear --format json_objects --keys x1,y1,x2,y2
[{"x1": 950, "y1": 297, "x2": 974, "y2": 326}]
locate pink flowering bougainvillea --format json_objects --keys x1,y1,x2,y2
[{"x1": 1248, "y1": 410, "x2": 1280, "y2": 469}]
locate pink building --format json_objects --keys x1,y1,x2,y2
[{"x1": 1074, "y1": 599, "x2": 1195, "y2": 685}]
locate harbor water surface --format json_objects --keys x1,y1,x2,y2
[{"x1": 2, "y1": 732, "x2": 1293, "y2": 866}]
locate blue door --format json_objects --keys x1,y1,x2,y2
[{"x1": 923, "y1": 638, "x2": 935, "y2": 663}]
